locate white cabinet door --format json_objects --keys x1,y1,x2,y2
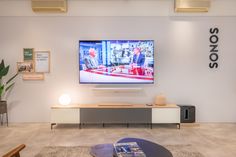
[
  {"x1": 152, "y1": 108, "x2": 180, "y2": 123},
  {"x1": 51, "y1": 108, "x2": 80, "y2": 124}
]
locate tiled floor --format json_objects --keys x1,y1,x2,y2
[{"x1": 0, "y1": 123, "x2": 236, "y2": 157}]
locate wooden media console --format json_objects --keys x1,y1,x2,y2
[{"x1": 51, "y1": 103, "x2": 180, "y2": 129}]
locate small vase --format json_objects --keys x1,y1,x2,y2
[{"x1": 155, "y1": 94, "x2": 167, "y2": 106}]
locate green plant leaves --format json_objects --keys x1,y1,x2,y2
[
  {"x1": 0, "y1": 65, "x2": 9, "y2": 79},
  {"x1": 0, "y1": 60, "x2": 4, "y2": 71},
  {"x1": 0, "y1": 59, "x2": 18, "y2": 100},
  {"x1": 0, "y1": 85, "x2": 4, "y2": 97}
]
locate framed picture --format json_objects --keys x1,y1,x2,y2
[
  {"x1": 22, "y1": 73, "x2": 44, "y2": 80},
  {"x1": 17, "y1": 62, "x2": 34, "y2": 73},
  {"x1": 35, "y1": 51, "x2": 50, "y2": 73},
  {"x1": 23, "y1": 48, "x2": 34, "y2": 61}
]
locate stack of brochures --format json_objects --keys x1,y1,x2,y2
[{"x1": 114, "y1": 142, "x2": 146, "y2": 157}]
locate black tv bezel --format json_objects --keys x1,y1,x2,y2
[{"x1": 78, "y1": 40, "x2": 155, "y2": 84}]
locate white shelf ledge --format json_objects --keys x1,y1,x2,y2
[{"x1": 92, "y1": 87, "x2": 143, "y2": 93}]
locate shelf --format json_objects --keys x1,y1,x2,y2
[{"x1": 91, "y1": 87, "x2": 143, "y2": 93}]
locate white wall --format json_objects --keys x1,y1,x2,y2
[{"x1": 0, "y1": 0, "x2": 236, "y2": 123}]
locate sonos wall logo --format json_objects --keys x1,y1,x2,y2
[{"x1": 209, "y1": 27, "x2": 219, "y2": 69}]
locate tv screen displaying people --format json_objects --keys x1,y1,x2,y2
[{"x1": 79, "y1": 40, "x2": 154, "y2": 84}]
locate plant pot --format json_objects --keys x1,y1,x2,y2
[
  {"x1": 0, "y1": 101, "x2": 7, "y2": 114},
  {"x1": 0, "y1": 100, "x2": 8, "y2": 126}
]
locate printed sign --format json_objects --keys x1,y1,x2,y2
[{"x1": 35, "y1": 51, "x2": 50, "y2": 73}]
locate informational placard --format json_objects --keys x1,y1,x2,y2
[{"x1": 35, "y1": 51, "x2": 50, "y2": 73}]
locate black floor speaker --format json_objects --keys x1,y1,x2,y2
[{"x1": 178, "y1": 105, "x2": 195, "y2": 123}]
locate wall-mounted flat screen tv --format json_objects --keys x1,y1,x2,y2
[{"x1": 79, "y1": 40, "x2": 154, "y2": 84}]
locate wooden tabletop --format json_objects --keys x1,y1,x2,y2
[{"x1": 51, "y1": 103, "x2": 179, "y2": 109}]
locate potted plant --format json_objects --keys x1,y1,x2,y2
[{"x1": 0, "y1": 59, "x2": 18, "y2": 125}]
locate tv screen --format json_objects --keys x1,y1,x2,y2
[{"x1": 79, "y1": 40, "x2": 154, "y2": 84}]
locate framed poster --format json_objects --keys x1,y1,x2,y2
[
  {"x1": 17, "y1": 62, "x2": 34, "y2": 73},
  {"x1": 35, "y1": 51, "x2": 50, "y2": 73},
  {"x1": 23, "y1": 48, "x2": 34, "y2": 61},
  {"x1": 23, "y1": 73, "x2": 44, "y2": 80}
]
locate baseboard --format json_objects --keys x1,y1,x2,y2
[{"x1": 180, "y1": 123, "x2": 200, "y2": 127}]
